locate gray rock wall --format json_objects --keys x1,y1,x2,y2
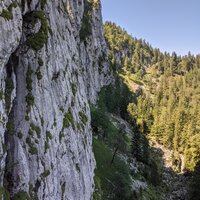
[{"x1": 0, "y1": 0, "x2": 111, "y2": 199}]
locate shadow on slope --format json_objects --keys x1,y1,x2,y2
[{"x1": 91, "y1": 79, "x2": 194, "y2": 200}]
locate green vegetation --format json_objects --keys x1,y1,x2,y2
[
  {"x1": 46, "y1": 131, "x2": 52, "y2": 141},
  {"x1": 27, "y1": 11, "x2": 48, "y2": 51},
  {"x1": 93, "y1": 138, "x2": 133, "y2": 200},
  {"x1": 44, "y1": 141, "x2": 49, "y2": 153},
  {"x1": 91, "y1": 0, "x2": 100, "y2": 9},
  {"x1": 25, "y1": 93, "x2": 34, "y2": 107},
  {"x1": 26, "y1": 64, "x2": 34, "y2": 111},
  {"x1": 0, "y1": 9, "x2": 13, "y2": 20},
  {"x1": 5, "y1": 77, "x2": 14, "y2": 113},
  {"x1": 63, "y1": 110, "x2": 74, "y2": 129},
  {"x1": 0, "y1": 187, "x2": 10, "y2": 200},
  {"x1": 26, "y1": 137, "x2": 38, "y2": 155},
  {"x1": 30, "y1": 123, "x2": 41, "y2": 139},
  {"x1": 71, "y1": 83, "x2": 77, "y2": 95},
  {"x1": 13, "y1": 191, "x2": 30, "y2": 200},
  {"x1": 38, "y1": 57, "x2": 44, "y2": 66},
  {"x1": 26, "y1": 64, "x2": 33, "y2": 91},
  {"x1": 40, "y1": 0, "x2": 47, "y2": 9},
  {"x1": 105, "y1": 21, "x2": 200, "y2": 170},
  {"x1": 26, "y1": 124, "x2": 41, "y2": 154},
  {"x1": 79, "y1": 111, "x2": 87, "y2": 125},
  {"x1": 91, "y1": 79, "x2": 162, "y2": 199},
  {"x1": 6, "y1": 119, "x2": 14, "y2": 135},
  {"x1": 8, "y1": 2, "x2": 18, "y2": 9},
  {"x1": 91, "y1": 85, "x2": 134, "y2": 199},
  {"x1": 0, "y1": 90, "x2": 3, "y2": 100},
  {"x1": 79, "y1": 0, "x2": 92, "y2": 41},
  {"x1": 36, "y1": 57, "x2": 43, "y2": 80},
  {"x1": 36, "y1": 67, "x2": 42, "y2": 80},
  {"x1": 0, "y1": 2, "x2": 18, "y2": 20},
  {"x1": 104, "y1": 21, "x2": 200, "y2": 199},
  {"x1": 150, "y1": 72, "x2": 200, "y2": 171}
]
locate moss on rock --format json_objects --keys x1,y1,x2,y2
[{"x1": 27, "y1": 11, "x2": 49, "y2": 51}]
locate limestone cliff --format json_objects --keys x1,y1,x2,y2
[{"x1": 0, "y1": 0, "x2": 111, "y2": 199}]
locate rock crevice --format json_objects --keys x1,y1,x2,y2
[{"x1": 0, "y1": 0, "x2": 111, "y2": 199}]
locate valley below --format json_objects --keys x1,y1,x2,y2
[{"x1": 0, "y1": 0, "x2": 199, "y2": 200}]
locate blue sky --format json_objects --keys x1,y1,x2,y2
[{"x1": 101, "y1": 0, "x2": 200, "y2": 56}]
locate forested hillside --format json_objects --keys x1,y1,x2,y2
[
  {"x1": 104, "y1": 21, "x2": 200, "y2": 171},
  {"x1": 92, "y1": 22, "x2": 200, "y2": 200}
]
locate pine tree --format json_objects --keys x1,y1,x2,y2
[{"x1": 131, "y1": 125, "x2": 142, "y2": 162}]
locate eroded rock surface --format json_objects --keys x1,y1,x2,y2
[{"x1": 0, "y1": 0, "x2": 111, "y2": 199}]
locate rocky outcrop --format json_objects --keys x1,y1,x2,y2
[{"x1": 0, "y1": 0, "x2": 111, "y2": 199}]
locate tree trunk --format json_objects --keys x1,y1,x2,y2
[{"x1": 110, "y1": 146, "x2": 119, "y2": 165}]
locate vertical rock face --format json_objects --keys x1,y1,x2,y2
[{"x1": 0, "y1": 0, "x2": 111, "y2": 199}]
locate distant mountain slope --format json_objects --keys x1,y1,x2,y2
[
  {"x1": 92, "y1": 21, "x2": 200, "y2": 200},
  {"x1": 104, "y1": 21, "x2": 200, "y2": 172}
]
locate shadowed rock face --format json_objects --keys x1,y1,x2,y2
[{"x1": 0, "y1": 0, "x2": 111, "y2": 199}]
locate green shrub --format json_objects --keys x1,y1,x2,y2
[
  {"x1": 46, "y1": 131, "x2": 52, "y2": 141},
  {"x1": 40, "y1": 0, "x2": 47, "y2": 9},
  {"x1": 63, "y1": 110, "x2": 74, "y2": 129},
  {"x1": 79, "y1": 1, "x2": 92, "y2": 41},
  {"x1": 93, "y1": 175, "x2": 102, "y2": 200},
  {"x1": 0, "y1": 187, "x2": 10, "y2": 200},
  {"x1": 93, "y1": 139, "x2": 132, "y2": 200},
  {"x1": 26, "y1": 137, "x2": 38, "y2": 155},
  {"x1": 143, "y1": 186, "x2": 162, "y2": 200},
  {"x1": 0, "y1": 9, "x2": 12, "y2": 20},
  {"x1": 30, "y1": 123, "x2": 41, "y2": 138},
  {"x1": 29, "y1": 145, "x2": 38, "y2": 155},
  {"x1": 26, "y1": 93, "x2": 34, "y2": 107},
  {"x1": 71, "y1": 83, "x2": 77, "y2": 95},
  {"x1": 28, "y1": 128, "x2": 34, "y2": 136},
  {"x1": 6, "y1": 120, "x2": 14, "y2": 134},
  {"x1": 8, "y1": 2, "x2": 18, "y2": 10},
  {"x1": 5, "y1": 78, "x2": 14, "y2": 112},
  {"x1": 0, "y1": 2, "x2": 18, "y2": 20},
  {"x1": 13, "y1": 191, "x2": 30, "y2": 200},
  {"x1": 38, "y1": 57, "x2": 44, "y2": 66},
  {"x1": 26, "y1": 64, "x2": 34, "y2": 109},
  {"x1": 26, "y1": 64, "x2": 33, "y2": 91},
  {"x1": 27, "y1": 11, "x2": 48, "y2": 51},
  {"x1": 36, "y1": 67, "x2": 42, "y2": 80},
  {"x1": 44, "y1": 141, "x2": 49, "y2": 153},
  {"x1": 79, "y1": 111, "x2": 87, "y2": 125},
  {"x1": 0, "y1": 90, "x2": 3, "y2": 100}
]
